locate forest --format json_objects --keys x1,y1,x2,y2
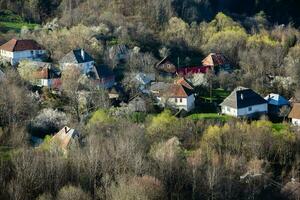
[{"x1": 0, "y1": 0, "x2": 300, "y2": 200}]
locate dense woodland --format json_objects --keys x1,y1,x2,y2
[{"x1": 1, "y1": 1, "x2": 300, "y2": 200}]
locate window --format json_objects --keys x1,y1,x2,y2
[
  {"x1": 248, "y1": 107, "x2": 252, "y2": 112},
  {"x1": 227, "y1": 107, "x2": 230, "y2": 112},
  {"x1": 175, "y1": 98, "x2": 178, "y2": 103},
  {"x1": 180, "y1": 98, "x2": 182, "y2": 103}
]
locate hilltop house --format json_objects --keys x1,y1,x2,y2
[
  {"x1": 150, "y1": 81, "x2": 195, "y2": 112},
  {"x1": 155, "y1": 56, "x2": 177, "y2": 77},
  {"x1": 202, "y1": 53, "x2": 232, "y2": 73},
  {"x1": 31, "y1": 62, "x2": 61, "y2": 89},
  {"x1": 264, "y1": 93, "x2": 289, "y2": 116},
  {"x1": 0, "y1": 39, "x2": 47, "y2": 65},
  {"x1": 220, "y1": 87, "x2": 268, "y2": 118},
  {"x1": 288, "y1": 103, "x2": 300, "y2": 126},
  {"x1": 59, "y1": 49, "x2": 95, "y2": 73}
]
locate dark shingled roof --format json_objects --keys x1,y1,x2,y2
[
  {"x1": 59, "y1": 49, "x2": 94, "y2": 64},
  {"x1": 220, "y1": 87, "x2": 267, "y2": 109}
]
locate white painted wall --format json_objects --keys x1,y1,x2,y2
[
  {"x1": 61, "y1": 61, "x2": 94, "y2": 74},
  {"x1": 0, "y1": 49, "x2": 46, "y2": 65},
  {"x1": 222, "y1": 103, "x2": 268, "y2": 117},
  {"x1": 159, "y1": 94, "x2": 195, "y2": 112},
  {"x1": 292, "y1": 118, "x2": 300, "y2": 126}
]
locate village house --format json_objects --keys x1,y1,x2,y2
[
  {"x1": 0, "y1": 38, "x2": 47, "y2": 65},
  {"x1": 59, "y1": 49, "x2": 95, "y2": 73},
  {"x1": 220, "y1": 86, "x2": 268, "y2": 118},
  {"x1": 30, "y1": 61, "x2": 61, "y2": 89},
  {"x1": 155, "y1": 56, "x2": 177, "y2": 77},
  {"x1": 288, "y1": 103, "x2": 300, "y2": 126},
  {"x1": 264, "y1": 93, "x2": 289, "y2": 116},
  {"x1": 52, "y1": 126, "x2": 80, "y2": 152},
  {"x1": 134, "y1": 72, "x2": 155, "y2": 93},
  {"x1": 89, "y1": 65, "x2": 115, "y2": 89},
  {"x1": 202, "y1": 53, "x2": 232, "y2": 73},
  {"x1": 176, "y1": 65, "x2": 211, "y2": 76},
  {"x1": 150, "y1": 80, "x2": 195, "y2": 112}
]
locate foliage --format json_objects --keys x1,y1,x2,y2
[
  {"x1": 87, "y1": 109, "x2": 114, "y2": 126},
  {"x1": 147, "y1": 110, "x2": 178, "y2": 137}
]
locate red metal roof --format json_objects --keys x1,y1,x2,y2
[{"x1": 177, "y1": 66, "x2": 211, "y2": 76}]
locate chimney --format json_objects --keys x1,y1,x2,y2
[{"x1": 81, "y1": 49, "x2": 85, "y2": 61}]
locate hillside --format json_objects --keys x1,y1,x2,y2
[{"x1": 1, "y1": 1, "x2": 300, "y2": 200}]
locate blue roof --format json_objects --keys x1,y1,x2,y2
[{"x1": 264, "y1": 93, "x2": 289, "y2": 106}]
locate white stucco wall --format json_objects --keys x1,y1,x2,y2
[
  {"x1": 159, "y1": 94, "x2": 195, "y2": 112},
  {"x1": 61, "y1": 61, "x2": 94, "y2": 73},
  {"x1": 0, "y1": 49, "x2": 46, "y2": 65},
  {"x1": 292, "y1": 118, "x2": 300, "y2": 126},
  {"x1": 222, "y1": 103, "x2": 268, "y2": 117}
]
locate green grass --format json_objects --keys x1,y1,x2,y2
[
  {"x1": 0, "y1": 21, "x2": 38, "y2": 33},
  {"x1": 199, "y1": 88, "x2": 230, "y2": 103},
  {"x1": 187, "y1": 113, "x2": 232, "y2": 122},
  {"x1": 272, "y1": 123, "x2": 289, "y2": 133}
]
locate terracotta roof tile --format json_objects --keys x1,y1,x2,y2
[{"x1": 0, "y1": 39, "x2": 44, "y2": 52}]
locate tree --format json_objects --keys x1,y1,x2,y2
[
  {"x1": 61, "y1": 66, "x2": 82, "y2": 122},
  {"x1": 29, "y1": 108, "x2": 69, "y2": 137},
  {"x1": 17, "y1": 60, "x2": 39, "y2": 83},
  {"x1": 0, "y1": 70, "x2": 37, "y2": 138},
  {"x1": 109, "y1": 176, "x2": 166, "y2": 200},
  {"x1": 57, "y1": 185, "x2": 91, "y2": 200}
]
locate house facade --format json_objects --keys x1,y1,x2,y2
[
  {"x1": 0, "y1": 39, "x2": 47, "y2": 65},
  {"x1": 288, "y1": 103, "x2": 300, "y2": 126},
  {"x1": 202, "y1": 53, "x2": 232, "y2": 73},
  {"x1": 151, "y1": 82, "x2": 195, "y2": 112},
  {"x1": 220, "y1": 87, "x2": 268, "y2": 118},
  {"x1": 31, "y1": 62, "x2": 61, "y2": 89},
  {"x1": 59, "y1": 49, "x2": 95, "y2": 73},
  {"x1": 155, "y1": 56, "x2": 177, "y2": 77}
]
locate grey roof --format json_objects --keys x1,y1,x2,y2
[
  {"x1": 220, "y1": 86, "x2": 267, "y2": 109},
  {"x1": 150, "y1": 82, "x2": 171, "y2": 93},
  {"x1": 60, "y1": 49, "x2": 94, "y2": 64}
]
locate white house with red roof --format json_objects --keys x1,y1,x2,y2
[
  {"x1": 150, "y1": 79, "x2": 195, "y2": 111},
  {"x1": 0, "y1": 39, "x2": 47, "y2": 65}
]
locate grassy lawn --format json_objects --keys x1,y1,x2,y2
[
  {"x1": 0, "y1": 10, "x2": 39, "y2": 33},
  {"x1": 0, "y1": 21, "x2": 38, "y2": 33},
  {"x1": 272, "y1": 123, "x2": 289, "y2": 133},
  {"x1": 187, "y1": 113, "x2": 232, "y2": 122}
]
